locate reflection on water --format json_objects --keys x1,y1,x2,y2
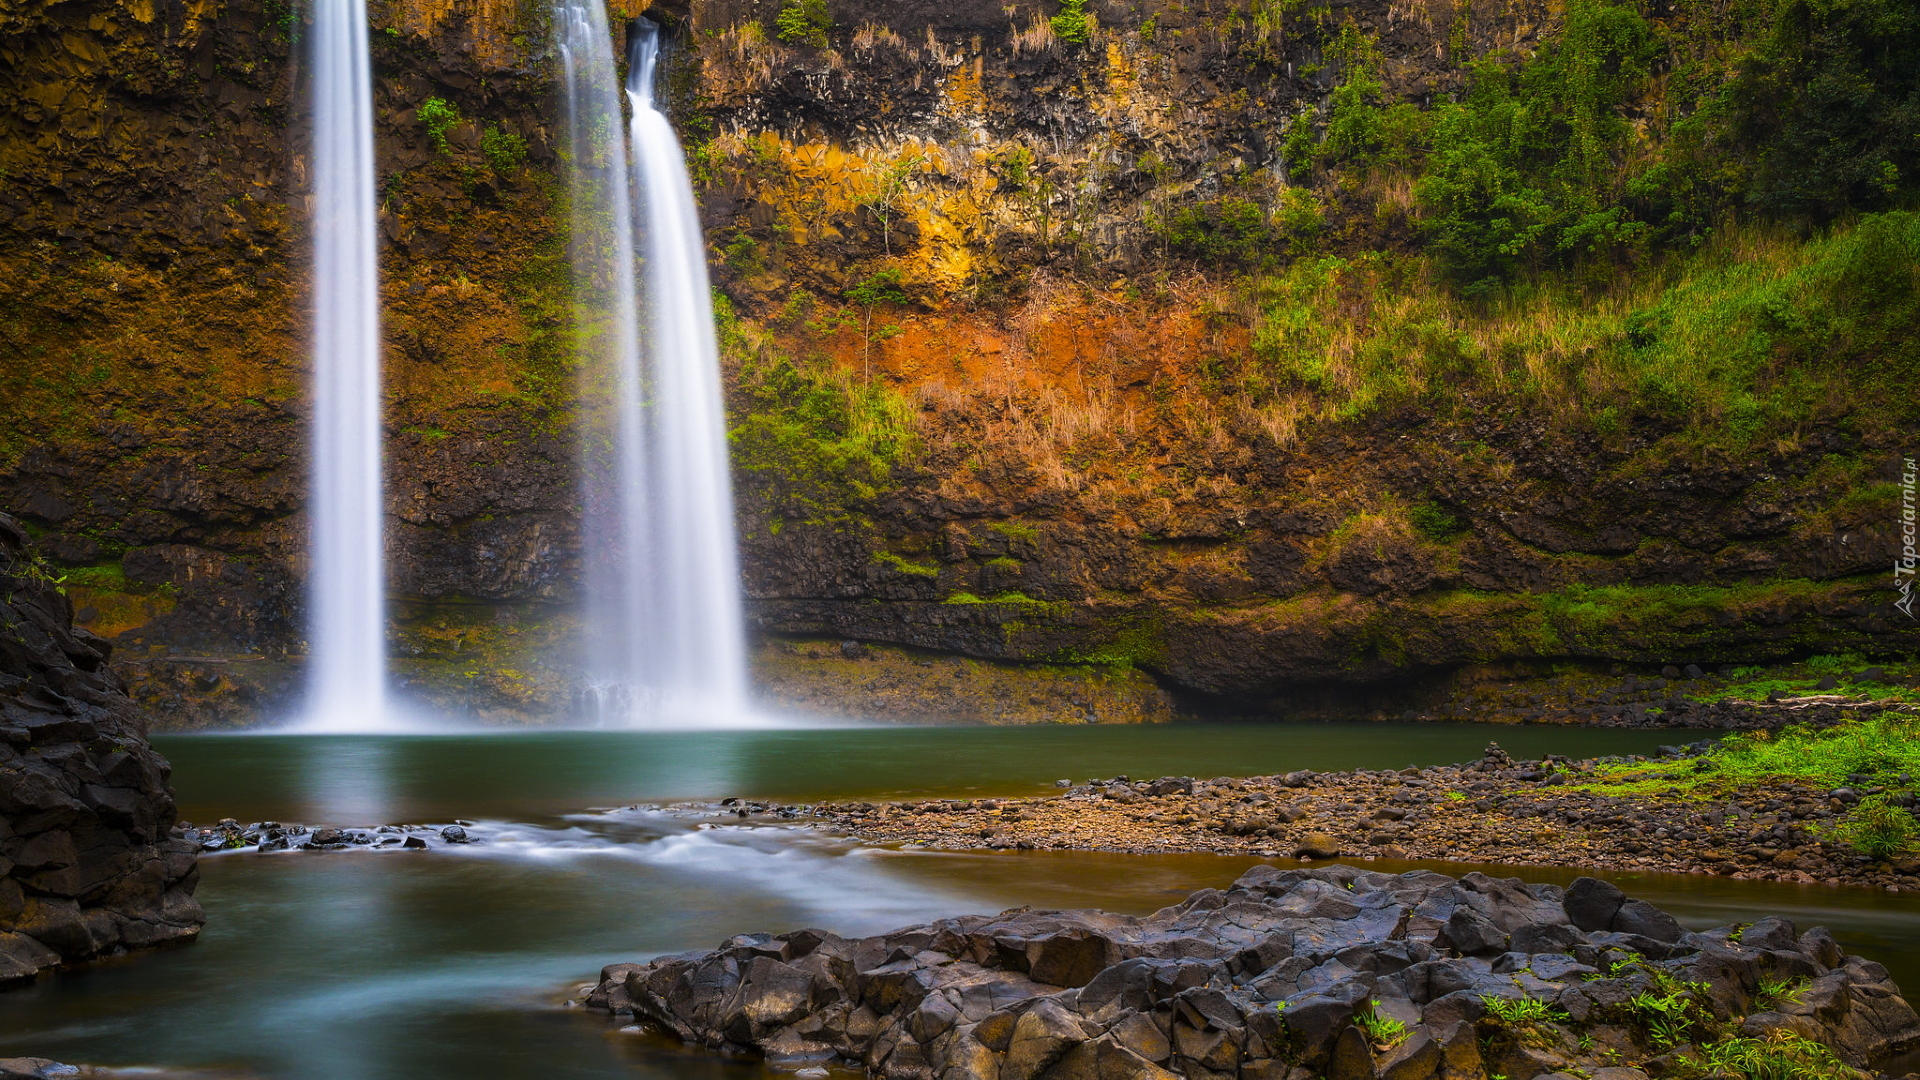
[
  {"x1": 0, "y1": 725, "x2": 1913, "y2": 1080},
  {"x1": 296, "y1": 735, "x2": 396, "y2": 825},
  {"x1": 157, "y1": 723, "x2": 1682, "y2": 825}
]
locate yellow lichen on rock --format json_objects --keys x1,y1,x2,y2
[{"x1": 374, "y1": 0, "x2": 530, "y2": 70}]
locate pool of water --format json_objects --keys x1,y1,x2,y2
[
  {"x1": 1, "y1": 724, "x2": 1913, "y2": 1079},
  {"x1": 152, "y1": 722, "x2": 1690, "y2": 824}
]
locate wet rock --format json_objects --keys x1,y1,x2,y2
[
  {"x1": 440, "y1": 826, "x2": 470, "y2": 843},
  {"x1": 0, "y1": 1059, "x2": 78, "y2": 1080},
  {"x1": 590, "y1": 867, "x2": 1918, "y2": 1079},
  {"x1": 0, "y1": 515, "x2": 201, "y2": 982}
]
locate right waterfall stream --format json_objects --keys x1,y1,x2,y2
[{"x1": 557, "y1": 10, "x2": 750, "y2": 728}]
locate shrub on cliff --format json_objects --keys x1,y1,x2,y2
[
  {"x1": 1050, "y1": 0, "x2": 1091, "y2": 45},
  {"x1": 1728, "y1": 0, "x2": 1920, "y2": 218},
  {"x1": 1416, "y1": 0, "x2": 1657, "y2": 290},
  {"x1": 773, "y1": 0, "x2": 832, "y2": 47},
  {"x1": 417, "y1": 97, "x2": 459, "y2": 154}
]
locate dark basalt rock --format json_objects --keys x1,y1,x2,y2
[
  {"x1": 0, "y1": 513, "x2": 202, "y2": 983},
  {"x1": 588, "y1": 866, "x2": 1920, "y2": 1080}
]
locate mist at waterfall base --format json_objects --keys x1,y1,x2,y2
[
  {"x1": 563, "y1": 11, "x2": 751, "y2": 730},
  {"x1": 299, "y1": 0, "x2": 391, "y2": 735}
]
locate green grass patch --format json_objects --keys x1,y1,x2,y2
[
  {"x1": 58, "y1": 564, "x2": 127, "y2": 589},
  {"x1": 873, "y1": 551, "x2": 939, "y2": 577},
  {"x1": 1698, "y1": 1030, "x2": 1857, "y2": 1080},
  {"x1": 1234, "y1": 214, "x2": 1920, "y2": 449},
  {"x1": 1573, "y1": 713, "x2": 1920, "y2": 798},
  {"x1": 986, "y1": 521, "x2": 1039, "y2": 544}
]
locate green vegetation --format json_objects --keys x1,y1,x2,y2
[
  {"x1": 1699, "y1": 715, "x2": 1920, "y2": 788},
  {"x1": 986, "y1": 521, "x2": 1039, "y2": 544},
  {"x1": 1832, "y1": 794, "x2": 1919, "y2": 860},
  {"x1": 773, "y1": 0, "x2": 832, "y2": 46},
  {"x1": 1416, "y1": 0, "x2": 1657, "y2": 289},
  {"x1": 1146, "y1": 0, "x2": 1920, "y2": 459},
  {"x1": 873, "y1": 551, "x2": 939, "y2": 577},
  {"x1": 1287, "y1": 0, "x2": 1920, "y2": 290},
  {"x1": 481, "y1": 124, "x2": 528, "y2": 172},
  {"x1": 1730, "y1": 0, "x2": 1920, "y2": 219},
  {"x1": 725, "y1": 294, "x2": 917, "y2": 523},
  {"x1": 1478, "y1": 995, "x2": 1569, "y2": 1027},
  {"x1": 1042, "y1": 614, "x2": 1166, "y2": 670},
  {"x1": 1699, "y1": 1030, "x2": 1857, "y2": 1080},
  {"x1": 1150, "y1": 186, "x2": 1325, "y2": 267},
  {"x1": 1573, "y1": 714, "x2": 1920, "y2": 802},
  {"x1": 1237, "y1": 211, "x2": 1920, "y2": 443},
  {"x1": 1691, "y1": 652, "x2": 1920, "y2": 705},
  {"x1": 845, "y1": 269, "x2": 909, "y2": 376},
  {"x1": 1631, "y1": 977, "x2": 1713, "y2": 1048},
  {"x1": 58, "y1": 564, "x2": 127, "y2": 590},
  {"x1": 945, "y1": 590, "x2": 1051, "y2": 606},
  {"x1": 1408, "y1": 500, "x2": 1464, "y2": 542},
  {"x1": 1050, "y1": 0, "x2": 1092, "y2": 44},
  {"x1": 1753, "y1": 977, "x2": 1808, "y2": 1011},
  {"x1": 1354, "y1": 1000, "x2": 1408, "y2": 1048},
  {"x1": 1153, "y1": 196, "x2": 1269, "y2": 265},
  {"x1": 418, "y1": 97, "x2": 460, "y2": 154},
  {"x1": 860, "y1": 156, "x2": 923, "y2": 255},
  {"x1": 1315, "y1": 23, "x2": 1425, "y2": 174}
]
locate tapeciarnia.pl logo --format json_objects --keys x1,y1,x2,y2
[{"x1": 1899, "y1": 456, "x2": 1917, "y2": 619}]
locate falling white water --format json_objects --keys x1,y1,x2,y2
[
  {"x1": 558, "y1": 12, "x2": 750, "y2": 727},
  {"x1": 302, "y1": 0, "x2": 388, "y2": 732}
]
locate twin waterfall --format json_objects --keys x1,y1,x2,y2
[
  {"x1": 301, "y1": 6, "x2": 745, "y2": 730},
  {"x1": 302, "y1": 0, "x2": 387, "y2": 732}
]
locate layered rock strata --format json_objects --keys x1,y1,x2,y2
[
  {"x1": 0, "y1": 514, "x2": 202, "y2": 983},
  {"x1": 589, "y1": 865, "x2": 1920, "y2": 1080}
]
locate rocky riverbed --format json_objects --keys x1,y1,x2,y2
[
  {"x1": 587, "y1": 864, "x2": 1920, "y2": 1080},
  {"x1": 172, "y1": 819, "x2": 481, "y2": 853},
  {"x1": 802, "y1": 742, "x2": 1920, "y2": 892}
]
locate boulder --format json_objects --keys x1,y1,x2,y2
[
  {"x1": 588, "y1": 867, "x2": 1917, "y2": 1080},
  {"x1": 0, "y1": 514, "x2": 201, "y2": 982},
  {"x1": 1293, "y1": 833, "x2": 1342, "y2": 859}
]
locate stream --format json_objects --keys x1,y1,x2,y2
[{"x1": 2, "y1": 723, "x2": 1915, "y2": 1079}]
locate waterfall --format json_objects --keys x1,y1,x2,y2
[
  {"x1": 301, "y1": 0, "x2": 388, "y2": 732},
  {"x1": 558, "y1": 11, "x2": 750, "y2": 726}
]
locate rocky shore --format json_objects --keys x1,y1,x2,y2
[
  {"x1": 588, "y1": 865, "x2": 1920, "y2": 1080},
  {"x1": 806, "y1": 742, "x2": 1920, "y2": 892},
  {"x1": 0, "y1": 515, "x2": 202, "y2": 984},
  {"x1": 175, "y1": 819, "x2": 481, "y2": 853}
]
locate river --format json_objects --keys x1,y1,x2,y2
[{"x1": 1, "y1": 723, "x2": 1913, "y2": 1078}]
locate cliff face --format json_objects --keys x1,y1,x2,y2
[
  {"x1": 0, "y1": 513, "x2": 202, "y2": 982},
  {"x1": 0, "y1": 0, "x2": 1911, "y2": 726}
]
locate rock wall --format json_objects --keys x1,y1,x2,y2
[
  {"x1": 0, "y1": 0, "x2": 1912, "y2": 728},
  {"x1": 0, "y1": 514, "x2": 202, "y2": 983}
]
